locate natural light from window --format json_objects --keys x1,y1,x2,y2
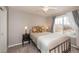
[{"x1": 54, "y1": 15, "x2": 75, "y2": 33}]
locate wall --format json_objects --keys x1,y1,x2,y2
[
  {"x1": 8, "y1": 7, "x2": 50, "y2": 47},
  {"x1": 0, "y1": 7, "x2": 7, "y2": 52},
  {"x1": 46, "y1": 16, "x2": 53, "y2": 32}
]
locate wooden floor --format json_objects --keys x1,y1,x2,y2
[{"x1": 7, "y1": 42, "x2": 79, "y2": 53}]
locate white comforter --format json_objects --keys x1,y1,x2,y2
[
  {"x1": 30, "y1": 32, "x2": 51, "y2": 44},
  {"x1": 37, "y1": 32, "x2": 69, "y2": 53}
]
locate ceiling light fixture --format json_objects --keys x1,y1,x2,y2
[
  {"x1": 42, "y1": 6, "x2": 61, "y2": 13},
  {"x1": 42, "y1": 6, "x2": 49, "y2": 13}
]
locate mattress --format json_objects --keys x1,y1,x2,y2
[{"x1": 30, "y1": 32, "x2": 51, "y2": 44}]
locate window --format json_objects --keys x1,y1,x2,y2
[
  {"x1": 55, "y1": 16, "x2": 70, "y2": 25},
  {"x1": 54, "y1": 15, "x2": 74, "y2": 33}
]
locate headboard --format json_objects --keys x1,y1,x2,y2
[{"x1": 31, "y1": 26, "x2": 48, "y2": 33}]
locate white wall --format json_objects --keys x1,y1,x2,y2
[
  {"x1": 0, "y1": 7, "x2": 7, "y2": 52},
  {"x1": 8, "y1": 7, "x2": 50, "y2": 47},
  {"x1": 46, "y1": 17, "x2": 53, "y2": 32}
]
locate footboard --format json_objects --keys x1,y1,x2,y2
[{"x1": 49, "y1": 39, "x2": 71, "y2": 53}]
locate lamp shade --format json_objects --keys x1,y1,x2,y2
[
  {"x1": 25, "y1": 26, "x2": 28, "y2": 34},
  {"x1": 25, "y1": 26, "x2": 27, "y2": 30}
]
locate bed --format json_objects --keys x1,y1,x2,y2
[{"x1": 30, "y1": 26, "x2": 71, "y2": 53}]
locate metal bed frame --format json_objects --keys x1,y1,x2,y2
[
  {"x1": 31, "y1": 38, "x2": 71, "y2": 53},
  {"x1": 49, "y1": 39, "x2": 71, "y2": 53}
]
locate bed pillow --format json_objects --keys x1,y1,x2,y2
[{"x1": 32, "y1": 26, "x2": 39, "y2": 33}]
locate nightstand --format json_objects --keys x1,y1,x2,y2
[{"x1": 22, "y1": 33, "x2": 30, "y2": 45}]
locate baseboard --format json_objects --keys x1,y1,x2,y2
[{"x1": 8, "y1": 41, "x2": 28, "y2": 48}]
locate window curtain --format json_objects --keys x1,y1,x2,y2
[
  {"x1": 51, "y1": 16, "x2": 56, "y2": 32},
  {"x1": 72, "y1": 10, "x2": 79, "y2": 46},
  {"x1": 66, "y1": 12, "x2": 78, "y2": 30},
  {"x1": 72, "y1": 10, "x2": 79, "y2": 28}
]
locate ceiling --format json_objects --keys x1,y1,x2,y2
[{"x1": 9, "y1": 6, "x2": 79, "y2": 17}]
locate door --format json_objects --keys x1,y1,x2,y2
[{"x1": 0, "y1": 7, "x2": 7, "y2": 53}]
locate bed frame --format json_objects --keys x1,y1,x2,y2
[
  {"x1": 49, "y1": 39, "x2": 71, "y2": 53},
  {"x1": 30, "y1": 37, "x2": 71, "y2": 53},
  {"x1": 31, "y1": 39, "x2": 41, "y2": 52}
]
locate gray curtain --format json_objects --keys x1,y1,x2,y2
[
  {"x1": 51, "y1": 16, "x2": 56, "y2": 32},
  {"x1": 72, "y1": 10, "x2": 79, "y2": 28}
]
